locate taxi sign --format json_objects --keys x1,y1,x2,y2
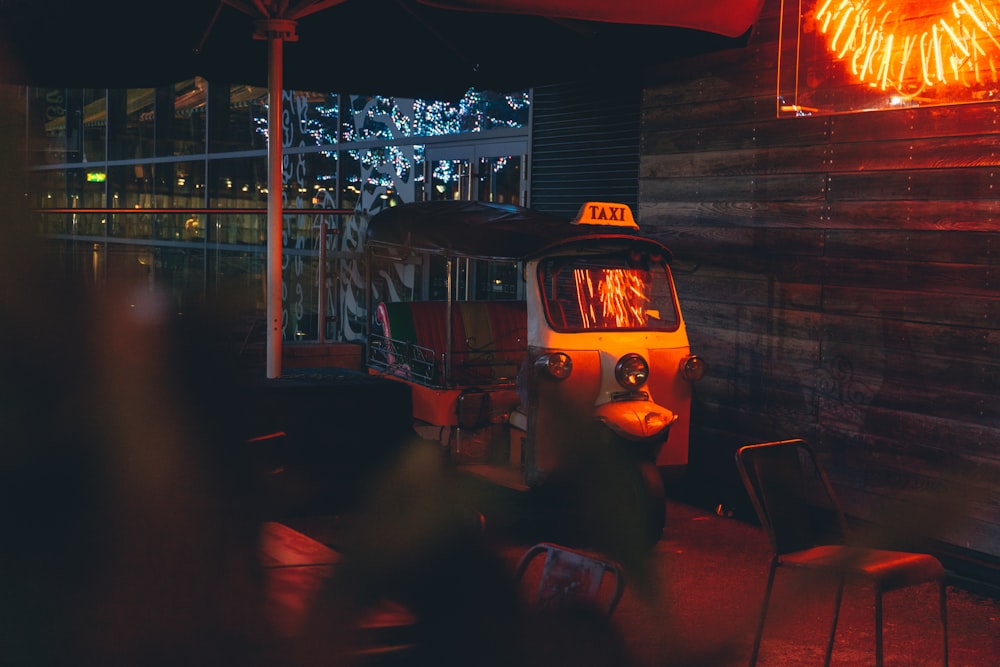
[{"x1": 571, "y1": 201, "x2": 639, "y2": 229}]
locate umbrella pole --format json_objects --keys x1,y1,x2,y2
[{"x1": 259, "y1": 19, "x2": 297, "y2": 379}]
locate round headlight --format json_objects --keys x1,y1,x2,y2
[
  {"x1": 615, "y1": 353, "x2": 649, "y2": 389},
  {"x1": 535, "y1": 352, "x2": 573, "y2": 380},
  {"x1": 681, "y1": 354, "x2": 706, "y2": 382}
]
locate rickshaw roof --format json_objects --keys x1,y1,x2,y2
[{"x1": 366, "y1": 200, "x2": 672, "y2": 261}]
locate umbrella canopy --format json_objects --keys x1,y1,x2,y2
[{"x1": 0, "y1": 0, "x2": 761, "y2": 96}]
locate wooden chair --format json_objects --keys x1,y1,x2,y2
[
  {"x1": 512, "y1": 542, "x2": 626, "y2": 617},
  {"x1": 735, "y1": 439, "x2": 948, "y2": 667}
]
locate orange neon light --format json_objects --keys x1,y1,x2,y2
[
  {"x1": 573, "y1": 268, "x2": 649, "y2": 328},
  {"x1": 812, "y1": 0, "x2": 1000, "y2": 97}
]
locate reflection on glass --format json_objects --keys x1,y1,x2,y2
[
  {"x1": 108, "y1": 88, "x2": 155, "y2": 160},
  {"x1": 777, "y1": 0, "x2": 1000, "y2": 115},
  {"x1": 539, "y1": 254, "x2": 680, "y2": 332},
  {"x1": 172, "y1": 78, "x2": 207, "y2": 155},
  {"x1": 478, "y1": 155, "x2": 521, "y2": 205},
  {"x1": 287, "y1": 90, "x2": 339, "y2": 147},
  {"x1": 81, "y1": 89, "x2": 107, "y2": 162},
  {"x1": 430, "y1": 159, "x2": 469, "y2": 200},
  {"x1": 474, "y1": 261, "x2": 520, "y2": 300},
  {"x1": 209, "y1": 84, "x2": 269, "y2": 153},
  {"x1": 30, "y1": 88, "x2": 73, "y2": 164}
]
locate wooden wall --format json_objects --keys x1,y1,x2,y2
[{"x1": 639, "y1": 0, "x2": 1000, "y2": 560}]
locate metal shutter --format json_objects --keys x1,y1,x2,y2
[{"x1": 529, "y1": 81, "x2": 641, "y2": 218}]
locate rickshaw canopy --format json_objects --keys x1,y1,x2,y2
[{"x1": 366, "y1": 201, "x2": 673, "y2": 262}]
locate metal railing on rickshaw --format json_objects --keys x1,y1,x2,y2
[
  {"x1": 367, "y1": 332, "x2": 439, "y2": 386},
  {"x1": 368, "y1": 331, "x2": 522, "y2": 389}
]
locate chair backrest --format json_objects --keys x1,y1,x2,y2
[
  {"x1": 513, "y1": 542, "x2": 626, "y2": 617},
  {"x1": 735, "y1": 439, "x2": 850, "y2": 556}
]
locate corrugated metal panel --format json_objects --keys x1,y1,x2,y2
[{"x1": 529, "y1": 81, "x2": 642, "y2": 219}]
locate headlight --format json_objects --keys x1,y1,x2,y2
[
  {"x1": 535, "y1": 352, "x2": 573, "y2": 380},
  {"x1": 615, "y1": 353, "x2": 649, "y2": 389},
  {"x1": 681, "y1": 354, "x2": 705, "y2": 382}
]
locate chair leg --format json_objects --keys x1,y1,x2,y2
[
  {"x1": 874, "y1": 589, "x2": 884, "y2": 667},
  {"x1": 824, "y1": 578, "x2": 845, "y2": 667},
  {"x1": 939, "y1": 580, "x2": 949, "y2": 667},
  {"x1": 749, "y1": 564, "x2": 777, "y2": 667}
]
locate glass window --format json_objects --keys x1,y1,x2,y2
[
  {"x1": 108, "y1": 163, "x2": 153, "y2": 210},
  {"x1": 108, "y1": 88, "x2": 155, "y2": 160},
  {"x1": 341, "y1": 90, "x2": 530, "y2": 144},
  {"x1": 35, "y1": 168, "x2": 69, "y2": 210},
  {"x1": 429, "y1": 158, "x2": 469, "y2": 201},
  {"x1": 282, "y1": 151, "x2": 340, "y2": 210},
  {"x1": 153, "y1": 160, "x2": 206, "y2": 209},
  {"x1": 28, "y1": 88, "x2": 69, "y2": 164},
  {"x1": 208, "y1": 156, "x2": 268, "y2": 245},
  {"x1": 473, "y1": 260, "x2": 520, "y2": 300},
  {"x1": 477, "y1": 155, "x2": 521, "y2": 205},
  {"x1": 413, "y1": 90, "x2": 531, "y2": 136},
  {"x1": 538, "y1": 252, "x2": 680, "y2": 332},
  {"x1": 776, "y1": 0, "x2": 1000, "y2": 115},
  {"x1": 171, "y1": 78, "x2": 207, "y2": 155},
  {"x1": 81, "y1": 88, "x2": 107, "y2": 162},
  {"x1": 339, "y1": 147, "x2": 362, "y2": 210},
  {"x1": 286, "y1": 90, "x2": 339, "y2": 147},
  {"x1": 29, "y1": 88, "x2": 109, "y2": 164},
  {"x1": 209, "y1": 156, "x2": 268, "y2": 208},
  {"x1": 44, "y1": 167, "x2": 106, "y2": 237},
  {"x1": 214, "y1": 84, "x2": 268, "y2": 153}
]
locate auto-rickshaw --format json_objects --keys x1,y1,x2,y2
[{"x1": 365, "y1": 200, "x2": 704, "y2": 544}]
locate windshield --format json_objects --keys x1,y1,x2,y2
[{"x1": 538, "y1": 252, "x2": 680, "y2": 332}]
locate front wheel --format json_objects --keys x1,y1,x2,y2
[{"x1": 637, "y1": 461, "x2": 666, "y2": 546}]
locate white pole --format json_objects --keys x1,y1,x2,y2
[{"x1": 260, "y1": 19, "x2": 295, "y2": 379}]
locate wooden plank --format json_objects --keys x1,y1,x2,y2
[
  {"x1": 829, "y1": 168, "x2": 1000, "y2": 202},
  {"x1": 819, "y1": 313, "x2": 994, "y2": 360},
  {"x1": 639, "y1": 199, "x2": 1000, "y2": 231},
  {"x1": 683, "y1": 300, "x2": 822, "y2": 340},
  {"x1": 816, "y1": 369, "x2": 998, "y2": 427},
  {"x1": 644, "y1": 122, "x2": 1000, "y2": 174},
  {"x1": 825, "y1": 200, "x2": 1000, "y2": 232},
  {"x1": 643, "y1": 115, "x2": 831, "y2": 153},
  {"x1": 824, "y1": 230, "x2": 1000, "y2": 264},
  {"x1": 845, "y1": 405, "x2": 1000, "y2": 462},
  {"x1": 641, "y1": 96, "x2": 769, "y2": 132},
  {"x1": 822, "y1": 286, "x2": 999, "y2": 328},
  {"x1": 820, "y1": 257, "x2": 997, "y2": 296},
  {"x1": 639, "y1": 200, "x2": 829, "y2": 228},
  {"x1": 676, "y1": 253, "x2": 996, "y2": 297},
  {"x1": 677, "y1": 275, "x2": 822, "y2": 309},
  {"x1": 829, "y1": 103, "x2": 1000, "y2": 143},
  {"x1": 640, "y1": 144, "x2": 830, "y2": 178},
  {"x1": 646, "y1": 225, "x2": 825, "y2": 256},
  {"x1": 835, "y1": 483, "x2": 1000, "y2": 557},
  {"x1": 829, "y1": 135, "x2": 1000, "y2": 172},
  {"x1": 642, "y1": 172, "x2": 827, "y2": 202}
]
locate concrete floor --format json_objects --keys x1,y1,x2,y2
[{"x1": 274, "y1": 489, "x2": 1000, "y2": 667}]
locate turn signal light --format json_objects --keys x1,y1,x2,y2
[
  {"x1": 535, "y1": 352, "x2": 573, "y2": 380},
  {"x1": 681, "y1": 354, "x2": 705, "y2": 382}
]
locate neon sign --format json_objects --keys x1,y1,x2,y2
[{"x1": 777, "y1": 0, "x2": 1000, "y2": 115}]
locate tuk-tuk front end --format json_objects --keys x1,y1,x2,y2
[{"x1": 364, "y1": 200, "x2": 704, "y2": 544}]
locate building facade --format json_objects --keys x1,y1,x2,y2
[{"x1": 22, "y1": 80, "x2": 531, "y2": 345}]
